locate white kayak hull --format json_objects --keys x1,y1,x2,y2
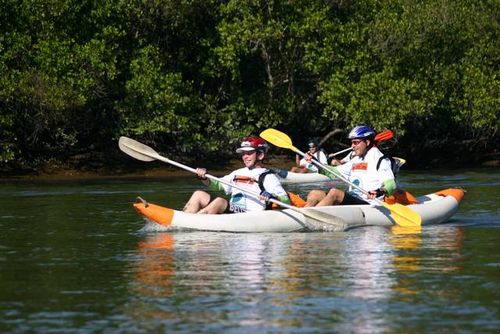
[
  {"x1": 278, "y1": 171, "x2": 331, "y2": 184},
  {"x1": 133, "y1": 189, "x2": 464, "y2": 233}
]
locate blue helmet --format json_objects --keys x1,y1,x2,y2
[{"x1": 348, "y1": 125, "x2": 376, "y2": 139}]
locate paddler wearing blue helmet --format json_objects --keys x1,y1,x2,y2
[{"x1": 305, "y1": 125, "x2": 397, "y2": 206}]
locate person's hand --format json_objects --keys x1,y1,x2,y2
[
  {"x1": 368, "y1": 188, "x2": 385, "y2": 199},
  {"x1": 304, "y1": 152, "x2": 313, "y2": 161},
  {"x1": 260, "y1": 191, "x2": 273, "y2": 203},
  {"x1": 195, "y1": 168, "x2": 207, "y2": 180}
]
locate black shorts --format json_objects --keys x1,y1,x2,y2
[{"x1": 341, "y1": 192, "x2": 369, "y2": 205}]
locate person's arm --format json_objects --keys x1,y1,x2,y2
[
  {"x1": 368, "y1": 179, "x2": 396, "y2": 199},
  {"x1": 196, "y1": 168, "x2": 228, "y2": 192},
  {"x1": 261, "y1": 191, "x2": 291, "y2": 205},
  {"x1": 274, "y1": 193, "x2": 291, "y2": 204},
  {"x1": 383, "y1": 179, "x2": 397, "y2": 195},
  {"x1": 367, "y1": 158, "x2": 397, "y2": 198},
  {"x1": 262, "y1": 175, "x2": 291, "y2": 205},
  {"x1": 377, "y1": 158, "x2": 396, "y2": 196},
  {"x1": 195, "y1": 168, "x2": 210, "y2": 186}
]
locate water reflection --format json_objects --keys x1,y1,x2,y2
[
  {"x1": 128, "y1": 224, "x2": 466, "y2": 331},
  {"x1": 134, "y1": 234, "x2": 175, "y2": 298},
  {"x1": 391, "y1": 225, "x2": 464, "y2": 273},
  {"x1": 390, "y1": 226, "x2": 423, "y2": 274},
  {"x1": 342, "y1": 228, "x2": 392, "y2": 298}
]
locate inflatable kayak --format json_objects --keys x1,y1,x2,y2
[
  {"x1": 132, "y1": 188, "x2": 464, "y2": 232},
  {"x1": 274, "y1": 158, "x2": 405, "y2": 184},
  {"x1": 277, "y1": 170, "x2": 331, "y2": 184}
]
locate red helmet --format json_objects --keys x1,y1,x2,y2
[{"x1": 236, "y1": 136, "x2": 269, "y2": 153}]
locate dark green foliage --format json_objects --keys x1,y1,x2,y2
[{"x1": 0, "y1": 0, "x2": 497, "y2": 169}]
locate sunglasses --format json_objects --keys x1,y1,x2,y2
[{"x1": 351, "y1": 139, "x2": 364, "y2": 146}]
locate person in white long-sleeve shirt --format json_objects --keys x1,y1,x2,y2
[
  {"x1": 291, "y1": 139, "x2": 328, "y2": 173},
  {"x1": 183, "y1": 136, "x2": 290, "y2": 214},
  {"x1": 305, "y1": 125, "x2": 397, "y2": 206}
]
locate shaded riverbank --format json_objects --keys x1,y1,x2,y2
[
  {"x1": 2, "y1": 152, "x2": 499, "y2": 181},
  {"x1": 0, "y1": 154, "x2": 296, "y2": 180}
]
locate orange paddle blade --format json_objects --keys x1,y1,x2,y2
[{"x1": 374, "y1": 129, "x2": 394, "y2": 143}]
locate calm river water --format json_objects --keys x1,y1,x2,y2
[{"x1": 0, "y1": 168, "x2": 499, "y2": 333}]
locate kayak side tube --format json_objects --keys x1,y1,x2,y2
[{"x1": 132, "y1": 188, "x2": 465, "y2": 232}]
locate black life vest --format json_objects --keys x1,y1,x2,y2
[
  {"x1": 257, "y1": 170, "x2": 277, "y2": 209},
  {"x1": 376, "y1": 155, "x2": 400, "y2": 177}
]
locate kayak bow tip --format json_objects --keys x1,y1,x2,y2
[{"x1": 133, "y1": 200, "x2": 175, "y2": 227}]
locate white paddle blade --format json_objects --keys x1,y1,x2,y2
[
  {"x1": 301, "y1": 208, "x2": 347, "y2": 231},
  {"x1": 118, "y1": 136, "x2": 157, "y2": 162}
]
